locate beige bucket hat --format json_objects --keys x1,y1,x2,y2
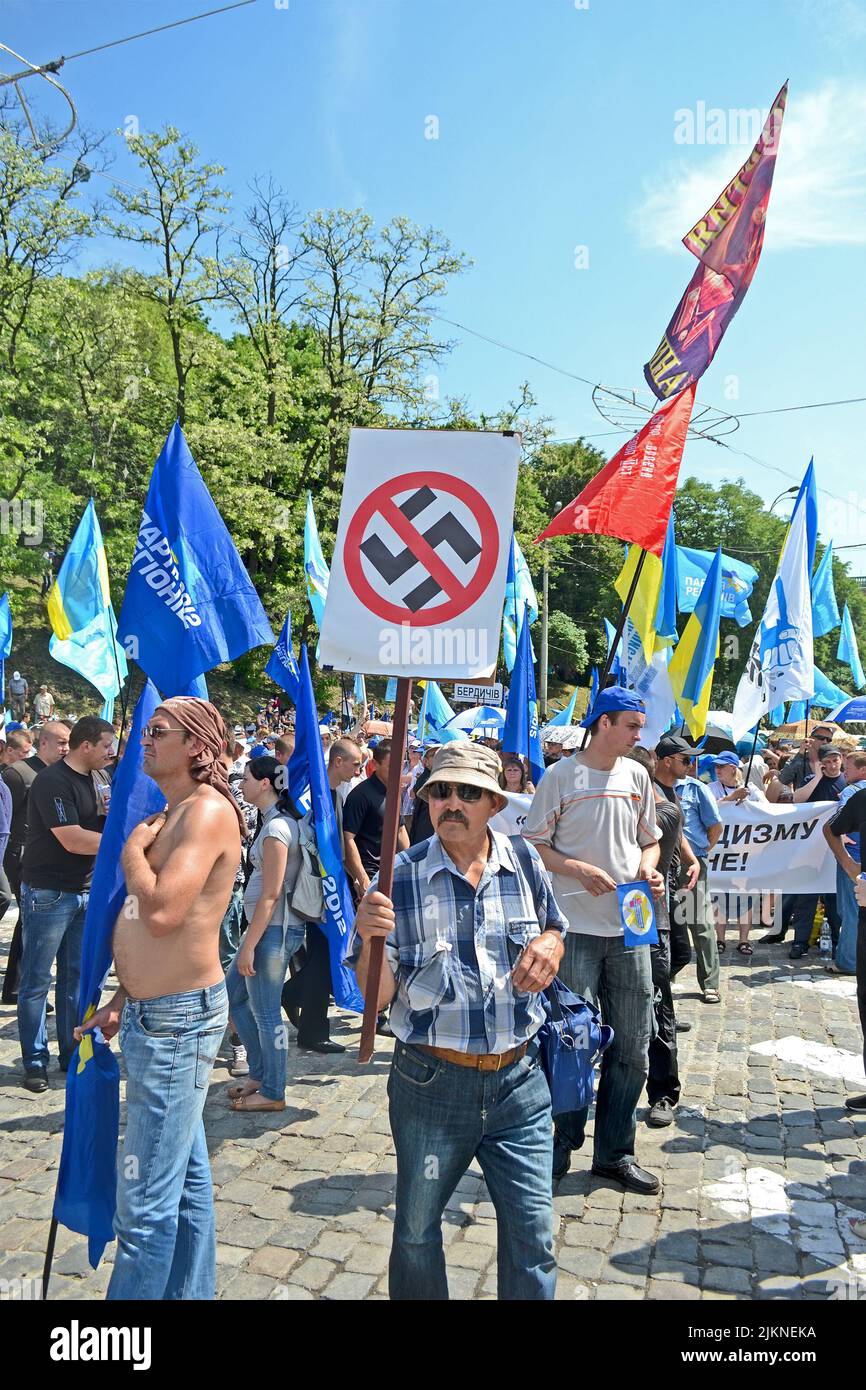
[{"x1": 417, "y1": 741, "x2": 508, "y2": 812}]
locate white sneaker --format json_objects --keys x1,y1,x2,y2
[{"x1": 229, "y1": 1043, "x2": 249, "y2": 1077}]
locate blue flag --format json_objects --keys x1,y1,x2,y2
[
  {"x1": 417, "y1": 680, "x2": 455, "y2": 741},
  {"x1": 385, "y1": 677, "x2": 398, "y2": 703},
  {"x1": 353, "y1": 674, "x2": 367, "y2": 706},
  {"x1": 588, "y1": 664, "x2": 599, "y2": 714},
  {"x1": 603, "y1": 620, "x2": 627, "y2": 684},
  {"x1": 811, "y1": 665, "x2": 850, "y2": 710},
  {"x1": 503, "y1": 606, "x2": 544, "y2": 786},
  {"x1": 287, "y1": 647, "x2": 363, "y2": 1011},
  {"x1": 265, "y1": 611, "x2": 301, "y2": 703},
  {"x1": 48, "y1": 500, "x2": 128, "y2": 701},
  {"x1": 811, "y1": 542, "x2": 840, "y2": 638},
  {"x1": 502, "y1": 535, "x2": 539, "y2": 672},
  {"x1": 838, "y1": 603, "x2": 865, "y2": 689},
  {"x1": 0, "y1": 591, "x2": 11, "y2": 704},
  {"x1": 54, "y1": 680, "x2": 166, "y2": 1267},
  {"x1": 116, "y1": 423, "x2": 274, "y2": 693},
  {"x1": 654, "y1": 513, "x2": 679, "y2": 642},
  {"x1": 304, "y1": 492, "x2": 330, "y2": 629},
  {"x1": 676, "y1": 545, "x2": 758, "y2": 627},
  {"x1": 792, "y1": 456, "x2": 819, "y2": 576},
  {"x1": 547, "y1": 687, "x2": 579, "y2": 727}
]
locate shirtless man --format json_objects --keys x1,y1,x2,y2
[{"x1": 75, "y1": 697, "x2": 244, "y2": 1302}]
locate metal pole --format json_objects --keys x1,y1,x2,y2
[
  {"x1": 357, "y1": 676, "x2": 413, "y2": 1064},
  {"x1": 539, "y1": 544, "x2": 549, "y2": 721}
]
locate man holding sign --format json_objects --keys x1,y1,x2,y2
[{"x1": 524, "y1": 687, "x2": 663, "y2": 1193}]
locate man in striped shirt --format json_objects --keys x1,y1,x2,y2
[
  {"x1": 349, "y1": 741, "x2": 567, "y2": 1301},
  {"x1": 524, "y1": 686, "x2": 663, "y2": 1194}
]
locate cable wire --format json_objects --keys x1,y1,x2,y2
[{"x1": 58, "y1": 1, "x2": 259, "y2": 64}]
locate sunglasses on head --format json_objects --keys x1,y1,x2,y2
[{"x1": 426, "y1": 781, "x2": 484, "y2": 802}]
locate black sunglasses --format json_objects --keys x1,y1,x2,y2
[{"x1": 426, "y1": 781, "x2": 485, "y2": 803}]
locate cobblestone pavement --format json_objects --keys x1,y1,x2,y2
[{"x1": 1, "y1": 907, "x2": 865, "y2": 1302}]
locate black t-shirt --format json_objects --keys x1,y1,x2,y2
[
  {"x1": 1, "y1": 757, "x2": 39, "y2": 853},
  {"x1": 343, "y1": 773, "x2": 388, "y2": 875},
  {"x1": 808, "y1": 773, "x2": 845, "y2": 803},
  {"x1": 21, "y1": 760, "x2": 105, "y2": 891}
]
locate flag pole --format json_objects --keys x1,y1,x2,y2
[
  {"x1": 581, "y1": 549, "x2": 648, "y2": 749},
  {"x1": 743, "y1": 723, "x2": 761, "y2": 788},
  {"x1": 41, "y1": 1215, "x2": 58, "y2": 1299},
  {"x1": 358, "y1": 674, "x2": 413, "y2": 1064}
]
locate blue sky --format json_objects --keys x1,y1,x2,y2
[{"x1": 6, "y1": 0, "x2": 866, "y2": 570}]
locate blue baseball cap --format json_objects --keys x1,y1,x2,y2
[
  {"x1": 249, "y1": 743, "x2": 269, "y2": 759},
  {"x1": 579, "y1": 685, "x2": 646, "y2": 729},
  {"x1": 713, "y1": 751, "x2": 741, "y2": 768}
]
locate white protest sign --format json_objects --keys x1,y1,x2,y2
[
  {"x1": 706, "y1": 799, "x2": 838, "y2": 894},
  {"x1": 454, "y1": 681, "x2": 504, "y2": 705},
  {"x1": 318, "y1": 428, "x2": 519, "y2": 677},
  {"x1": 491, "y1": 791, "x2": 532, "y2": 837}
]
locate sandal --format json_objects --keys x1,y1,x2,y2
[
  {"x1": 717, "y1": 940, "x2": 726, "y2": 953},
  {"x1": 737, "y1": 943, "x2": 754, "y2": 956},
  {"x1": 226, "y1": 1080, "x2": 261, "y2": 1100},
  {"x1": 230, "y1": 1093, "x2": 285, "y2": 1112},
  {"x1": 702, "y1": 989, "x2": 721, "y2": 1004}
]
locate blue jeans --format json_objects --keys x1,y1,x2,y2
[
  {"x1": 836, "y1": 869, "x2": 859, "y2": 975},
  {"x1": 555, "y1": 933, "x2": 653, "y2": 1167},
  {"x1": 107, "y1": 982, "x2": 228, "y2": 1301},
  {"x1": 219, "y1": 888, "x2": 244, "y2": 972},
  {"x1": 17, "y1": 884, "x2": 88, "y2": 1072},
  {"x1": 388, "y1": 1039, "x2": 555, "y2": 1300},
  {"x1": 226, "y1": 922, "x2": 305, "y2": 1101}
]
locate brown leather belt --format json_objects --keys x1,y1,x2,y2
[{"x1": 418, "y1": 1043, "x2": 528, "y2": 1072}]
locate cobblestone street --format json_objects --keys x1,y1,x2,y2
[{"x1": 1, "y1": 907, "x2": 865, "y2": 1302}]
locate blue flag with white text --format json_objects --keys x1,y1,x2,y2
[
  {"x1": 265, "y1": 611, "x2": 301, "y2": 703},
  {"x1": 503, "y1": 606, "x2": 544, "y2": 786},
  {"x1": 117, "y1": 423, "x2": 274, "y2": 693}
]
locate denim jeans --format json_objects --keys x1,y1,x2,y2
[
  {"x1": 218, "y1": 888, "x2": 244, "y2": 973},
  {"x1": 388, "y1": 1039, "x2": 555, "y2": 1300},
  {"x1": 836, "y1": 870, "x2": 859, "y2": 975},
  {"x1": 555, "y1": 932, "x2": 653, "y2": 1166},
  {"x1": 226, "y1": 922, "x2": 305, "y2": 1100},
  {"x1": 17, "y1": 884, "x2": 88, "y2": 1072},
  {"x1": 107, "y1": 982, "x2": 228, "y2": 1301}
]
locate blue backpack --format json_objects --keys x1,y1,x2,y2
[{"x1": 510, "y1": 836, "x2": 614, "y2": 1115}]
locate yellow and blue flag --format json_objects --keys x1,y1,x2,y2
[
  {"x1": 47, "y1": 500, "x2": 128, "y2": 701},
  {"x1": 668, "y1": 546, "x2": 724, "y2": 739},
  {"x1": 417, "y1": 679, "x2": 455, "y2": 742},
  {"x1": 614, "y1": 546, "x2": 666, "y2": 664},
  {"x1": 116, "y1": 424, "x2": 274, "y2": 694},
  {"x1": 304, "y1": 492, "x2": 330, "y2": 629},
  {"x1": 53, "y1": 680, "x2": 165, "y2": 1267}
]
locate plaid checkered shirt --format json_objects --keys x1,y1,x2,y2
[{"x1": 346, "y1": 829, "x2": 567, "y2": 1053}]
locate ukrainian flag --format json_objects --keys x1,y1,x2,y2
[
  {"x1": 48, "y1": 500, "x2": 128, "y2": 701},
  {"x1": 668, "y1": 546, "x2": 724, "y2": 739}
]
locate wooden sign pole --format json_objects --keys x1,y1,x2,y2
[{"x1": 357, "y1": 675, "x2": 413, "y2": 1063}]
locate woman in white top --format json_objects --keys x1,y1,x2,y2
[
  {"x1": 707, "y1": 751, "x2": 766, "y2": 957},
  {"x1": 225, "y1": 756, "x2": 307, "y2": 1112}
]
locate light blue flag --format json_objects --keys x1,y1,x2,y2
[
  {"x1": 417, "y1": 680, "x2": 455, "y2": 741},
  {"x1": 811, "y1": 542, "x2": 840, "y2": 638},
  {"x1": 547, "y1": 687, "x2": 579, "y2": 727},
  {"x1": 265, "y1": 612, "x2": 301, "y2": 704},
  {"x1": 0, "y1": 591, "x2": 11, "y2": 704},
  {"x1": 769, "y1": 703, "x2": 786, "y2": 727},
  {"x1": 54, "y1": 679, "x2": 165, "y2": 1267},
  {"x1": 116, "y1": 424, "x2": 274, "y2": 693},
  {"x1": 503, "y1": 606, "x2": 544, "y2": 786},
  {"x1": 603, "y1": 619, "x2": 627, "y2": 684},
  {"x1": 838, "y1": 603, "x2": 865, "y2": 689},
  {"x1": 502, "y1": 535, "x2": 539, "y2": 672},
  {"x1": 654, "y1": 513, "x2": 679, "y2": 643},
  {"x1": 811, "y1": 665, "x2": 850, "y2": 710},
  {"x1": 385, "y1": 677, "x2": 398, "y2": 703},
  {"x1": 48, "y1": 500, "x2": 128, "y2": 701},
  {"x1": 287, "y1": 647, "x2": 363, "y2": 1011},
  {"x1": 676, "y1": 545, "x2": 758, "y2": 628},
  {"x1": 787, "y1": 700, "x2": 809, "y2": 724},
  {"x1": 353, "y1": 674, "x2": 367, "y2": 706},
  {"x1": 792, "y1": 457, "x2": 819, "y2": 576},
  {"x1": 304, "y1": 492, "x2": 330, "y2": 629}
]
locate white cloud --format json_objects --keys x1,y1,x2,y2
[{"x1": 632, "y1": 82, "x2": 866, "y2": 253}]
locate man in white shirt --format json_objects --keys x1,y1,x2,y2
[{"x1": 524, "y1": 686, "x2": 663, "y2": 1194}]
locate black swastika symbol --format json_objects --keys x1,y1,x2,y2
[{"x1": 359, "y1": 486, "x2": 482, "y2": 612}]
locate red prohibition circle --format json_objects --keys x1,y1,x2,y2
[{"x1": 343, "y1": 470, "x2": 500, "y2": 626}]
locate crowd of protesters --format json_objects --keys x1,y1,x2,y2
[{"x1": 1, "y1": 676, "x2": 865, "y2": 1302}]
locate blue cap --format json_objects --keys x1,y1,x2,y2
[
  {"x1": 579, "y1": 685, "x2": 646, "y2": 729},
  {"x1": 249, "y1": 743, "x2": 269, "y2": 759},
  {"x1": 367, "y1": 735, "x2": 381, "y2": 749},
  {"x1": 713, "y1": 751, "x2": 741, "y2": 768},
  {"x1": 5, "y1": 721, "x2": 23, "y2": 733}
]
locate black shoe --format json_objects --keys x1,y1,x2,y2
[
  {"x1": 845, "y1": 1094, "x2": 866, "y2": 1113},
  {"x1": 46, "y1": 1002, "x2": 54, "y2": 1015},
  {"x1": 23, "y1": 1070, "x2": 48, "y2": 1093},
  {"x1": 789, "y1": 944, "x2": 808, "y2": 959},
  {"x1": 761, "y1": 932, "x2": 785, "y2": 944},
  {"x1": 298, "y1": 1040, "x2": 346, "y2": 1054},
  {"x1": 552, "y1": 1138, "x2": 572, "y2": 1181},
  {"x1": 591, "y1": 1161, "x2": 660, "y2": 1195},
  {"x1": 375, "y1": 1015, "x2": 394, "y2": 1038},
  {"x1": 675, "y1": 1021, "x2": 692, "y2": 1033},
  {"x1": 647, "y1": 1099, "x2": 675, "y2": 1128}
]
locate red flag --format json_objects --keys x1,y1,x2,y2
[
  {"x1": 536, "y1": 383, "x2": 695, "y2": 555},
  {"x1": 644, "y1": 83, "x2": 787, "y2": 401}
]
